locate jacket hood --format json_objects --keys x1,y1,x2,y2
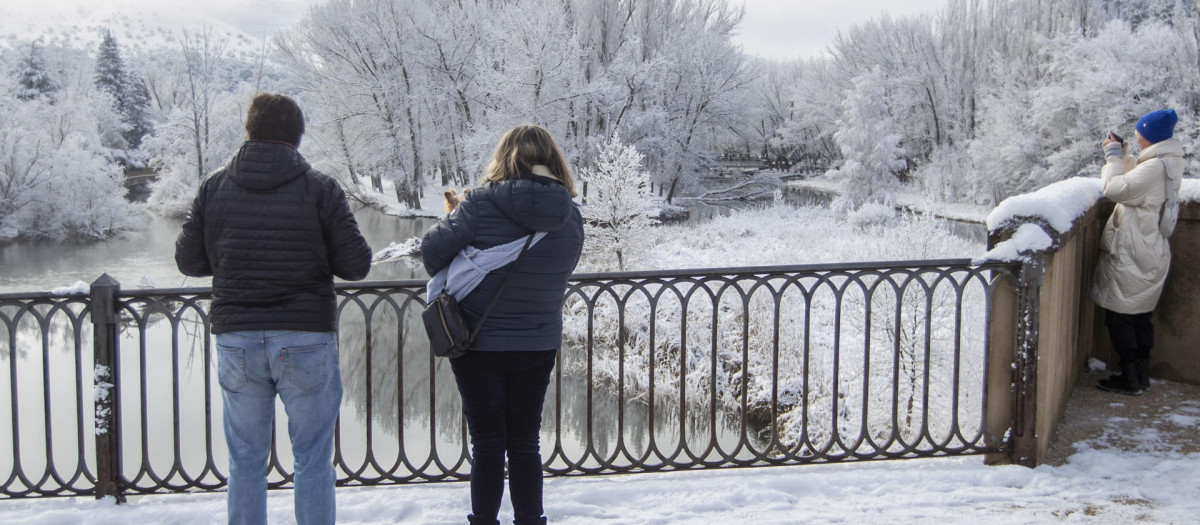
[
  {"x1": 479, "y1": 174, "x2": 576, "y2": 233},
  {"x1": 227, "y1": 141, "x2": 312, "y2": 191}
]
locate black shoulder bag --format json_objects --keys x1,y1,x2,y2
[{"x1": 421, "y1": 235, "x2": 534, "y2": 358}]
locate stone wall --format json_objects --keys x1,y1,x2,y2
[{"x1": 987, "y1": 198, "x2": 1200, "y2": 466}]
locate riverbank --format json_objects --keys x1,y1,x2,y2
[{"x1": 783, "y1": 174, "x2": 993, "y2": 223}]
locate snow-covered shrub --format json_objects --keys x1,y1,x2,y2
[
  {"x1": 847, "y1": 202, "x2": 896, "y2": 230},
  {"x1": 826, "y1": 68, "x2": 906, "y2": 214},
  {"x1": 579, "y1": 134, "x2": 660, "y2": 271}
]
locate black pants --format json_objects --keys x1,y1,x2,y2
[
  {"x1": 450, "y1": 349, "x2": 557, "y2": 525},
  {"x1": 1104, "y1": 309, "x2": 1154, "y2": 365}
]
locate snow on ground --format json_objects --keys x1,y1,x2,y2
[
  {"x1": 783, "y1": 176, "x2": 993, "y2": 224},
  {"x1": 348, "y1": 180, "x2": 446, "y2": 220},
  {"x1": 619, "y1": 201, "x2": 979, "y2": 273},
  {"x1": 2, "y1": 441, "x2": 1198, "y2": 524}
]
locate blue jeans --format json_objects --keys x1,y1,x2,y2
[
  {"x1": 216, "y1": 330, "x2": 342, "y2": 525},
  {"x1": 450, "y1": 350, "x2": 557, "y2": 525}
]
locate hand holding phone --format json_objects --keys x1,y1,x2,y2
[{"x1": 1103, "y1": 131, "x2": 1125, "y2": 159}]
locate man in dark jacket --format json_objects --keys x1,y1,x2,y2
[{"x1": 176, "y1": 93, "x2": 371, "y2": 525}]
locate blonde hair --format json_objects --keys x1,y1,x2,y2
[{"x1": 483, "y1": 125, "x2": 578, "y2": 197}]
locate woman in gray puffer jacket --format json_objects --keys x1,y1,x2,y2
[{"x1": 421, "y1": 125, "x2": 583, "y2": 525}]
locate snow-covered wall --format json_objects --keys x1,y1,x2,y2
[
  {"x1": 980, "y1": 177, "x2": 1200, "y2": 263},
  {"x1": 986, "y1": 178, "x2": 1104, "y2": 235}
]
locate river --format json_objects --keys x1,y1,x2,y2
[{"x1": 0, "y1": 206, "x2": 433, "y2": 293}]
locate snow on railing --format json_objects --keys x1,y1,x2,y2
[
  {"x1": 93, "y1": 365, "x2": 113, "y2": 436},
  {"x1": 986, "y1": 178, "x2": 1104, "y2": 235}
]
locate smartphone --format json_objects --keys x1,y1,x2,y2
[{"x1": 1109, "y1": 131, "x2": 1124, "y2": 144}]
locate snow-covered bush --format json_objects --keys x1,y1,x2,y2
[
  {"x1": 579, "y1": 135, "x2": 660, "y2": 271},
  {"x1": 825, "y1": 68, "x2": 905, "y2": 214},
  {"x1": 847, "y1": 202, "x2": 897, "y2": 230}
]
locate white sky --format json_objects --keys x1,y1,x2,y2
[
  {"x1": 25, "y1": 0, "x2": 949, "y2": 60},
  {"x1": 733, "y1": 0, "x2": 949, "y2": 59}
]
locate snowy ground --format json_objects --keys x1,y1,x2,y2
[
  {"x1": 784, "y1": 176, "x2": 994, "y2": 224},
  {"x1": 7, "y1": 373, "x2": 1200, "y2": 523},
  {"x1": 2, "y1": 438, "x2": 1197, "y2": 524}
]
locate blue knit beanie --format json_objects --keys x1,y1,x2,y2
[{"x1": 1136, "y1": 109, "x2": 1177, "y2": 144}]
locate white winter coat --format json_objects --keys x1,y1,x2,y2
[{"x1": 1091, "y1": 138, "x2": 1185, "y2": 314}]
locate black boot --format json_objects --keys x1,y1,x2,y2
[
  {"x1": 513, "y1": 519, "x2": 547, "y2": 525},
  {"x1": 1136, "y1": 359, "x2": 1150, "y2": 390},
  {"x1": 1097, "y1": 362, "x2": 1144, "y2": 396},
  {"x1": 468, "y1": 515, "x2": 500, "y2": 525}
]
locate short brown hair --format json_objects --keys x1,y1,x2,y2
[
  {"x1": 483, "y1": 125, "x2": 578, "y2": 197},
  {"x1": 245, "y1": 93, "x2": 305, "y2": 146}
]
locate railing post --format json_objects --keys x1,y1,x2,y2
[
  {"x1": 1011, "y1": 257, "x2": 1043, "y2": 467},
  {"x1": 90, "y1": 274, "x2": 125, "y2": 502}
]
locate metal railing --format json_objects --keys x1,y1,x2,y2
[{"x1": 0, "y1": 258, "x2": 1024, "y2": 500}]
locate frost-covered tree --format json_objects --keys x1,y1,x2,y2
[
  {"x1": 629, "y1": 0, "x2": 750, "y2": 203},
  {"x1": 93, "y1": 30, "x2": 132, "y2": 151},
  {"x1": 768, "y1": 0, "x2": 1199, "y2": 205},
  {"x1": 94, "y1": 30, "x2": 153, "y2": 150},
  {"x1": 770, "y1": 59, "x2": 841, "y2": 171},
  {"x1": 276, "y1": 0, "x2": 429, "y2": 209},
  {"x1": 15, "y1": 41, "x2": 59, "y2": 102},
  {"x1": 144, "y1": 26, "x2": 247, "y2": 217},
  {"x1": 94, "y1": 31, "x2": 126, "y2": 100},
  {"x1": 121, "y1": 76, "x2": 153, "y2": 150},
  {"x1": 277, "y1": 0, "x2": 750, "y2": 210},
  {"x1": 826, "y1": 68, "x2": 905, "y2": 214},
  {"x1": 1, "y1": 55, "x2": 145, "y2": 240},
  {"x1": 579, "y1": 134, "x2": 659, "y2": 271}
]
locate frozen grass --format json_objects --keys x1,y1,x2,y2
[{"x1": 565, "y1": 203, "x2": 987, "y2": 452}]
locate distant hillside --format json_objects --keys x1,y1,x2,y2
[{"x1": 0, "y1": 2, "x2": 266, "y2": 59}]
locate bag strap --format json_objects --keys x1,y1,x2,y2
[
  {"x1": 468, "y1": 234, "x2": 535, "y2": 342},
  {"x1": 1158, "y1": 159, "x2": 1171, "y2": 235}
]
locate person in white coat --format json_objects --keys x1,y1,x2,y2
[{"x1": 1092, "y1": 108, "x2": 1184, "y2": 395}]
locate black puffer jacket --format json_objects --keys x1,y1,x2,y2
[
  {"x1": 421, "y1": 174, "x2": 584, "y2": 351},
  {"x1": 175, "y1": 141, "x2": 372, "y2": 334}
]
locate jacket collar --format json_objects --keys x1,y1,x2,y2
[
  {"x1": 227, "y1": 141, "x2": 312, "y2": 191},
  {"x1": 1139, "y1": 138, "x2": 1184, "y2": 162}
]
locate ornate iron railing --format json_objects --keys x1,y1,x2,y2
[{"x1": 0, "y1": 258, "x2": 1025, "y2": 500}]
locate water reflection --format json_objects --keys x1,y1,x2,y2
[{"x1": 0, "y1": 205, "x2": 434, "y2": 293}]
